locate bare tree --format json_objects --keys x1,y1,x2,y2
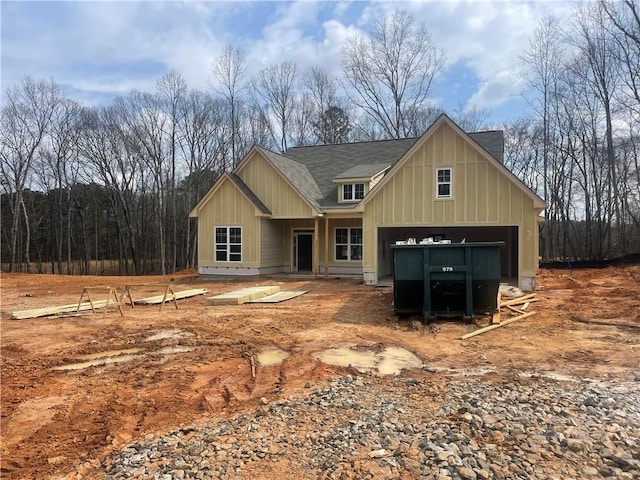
[
  {"x1": 113, "y1": 91, "x2": 169, "y2": 274},
  {"x1": 451, "y1": 104, "x2": 490, "y2": 132},
  {"x1": 79, "y1": 106, "x2": 145, "y2": 274},
  {"x1": 178, "y1": 90, "x2": 229, "y2": 267},
  {"x1": 312, "y1": 105, "x2": 352, "y2": 145},
  {"x1": 251, "y1": 62, "x2": 299, "y2": 152},
  {"x1": 34, "y1": 98, "x2": 84, "y2": 274},
  {"x1": 602, "y1": 0, "x2": 640, "y2": 114},
  {"x1": 403, "y1": 104, "x2": 444, "y2": 138},
  {"x1": 290, "y1": 94, "x2": 315, "y2": 147},
  {"x1": 157, "y1": 70, "x2": 187, "y2": 274},
  {"x1": 242, "y1": 103, "x2": 272, "y2": 150},
  {"x1": 212, "y1": 46, "x2": 248, "y2": 167},
  {"x1": 341, "y1": 9, "x2": 445, "y2": 139},
  {"x1": 304, "y1": 67, "x2": 340, "y2": 116},
  {"x1": 570, "y1": 3, "x2": 624, "y2": 255},
  {"x1": 0, "y1": 77, "x2": 62, "y2": 271},
  {"x1": 503, "y1": 117, "x2": 544, "y2": 192},
  {"x1": 520, "y1": 16, "x2": 565, "y2": 259}
]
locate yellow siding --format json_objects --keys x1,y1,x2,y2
[
  {"x1": 239, "y1": 154, "x2": 314, "y2": 217},
  {"x1": 260, "y1": 218, "x2": 285, "y2": 267},
  {"x1": 363, "y1": 121, "x2": 540, "y2": 282},
  {"x1": 197, "y1": 178, "x2": 261, "y2": 267}
]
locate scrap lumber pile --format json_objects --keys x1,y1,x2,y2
[{"x1": 461, "y1": 292, "x2": 538, "y2": 339}]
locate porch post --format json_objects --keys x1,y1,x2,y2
[
  {"x1": 324, "y1": 217, "x2": 329, "y2": 278},
  {"x1": 313, "y1": 216, "x2": 319, "y2": 278}
]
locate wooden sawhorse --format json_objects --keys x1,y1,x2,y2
[
  {"x1": 76, "y1": 286, "x2": 124, "y2": 316},
  {"x1": 120, "y1": 283, "x2": 179, "y2": 312}
]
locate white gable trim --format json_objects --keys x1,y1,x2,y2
[{"x1": 188, "y1": 172, "x2": 270, "y2": 218}]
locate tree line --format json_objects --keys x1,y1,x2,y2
[{"x1": 1, "y1": 2, "x2": 639, "y2": 275}]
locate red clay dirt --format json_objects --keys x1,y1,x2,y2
[{"x1": 1, "y1": 266, "x2": 639, "y2": 479}]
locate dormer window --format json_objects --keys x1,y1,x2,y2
[
  {"x1": 343, "y1": 183, "x2": 365, "y2": 202},
  {"x1": 334, "y1": 163, "x2": 390, "y2": 204}
]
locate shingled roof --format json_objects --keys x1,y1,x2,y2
[
  {"x1": 283, "y1": 130, "x2": 504, "y2": 208},
  {"x1": 334, "y1": 163, "x2": 392, "y2": 180},
  {"x1": 285, "y1": 137, "x2": 417, "y2": 207},
  {"x1": 256, "y1": 147, "x2": 323, "y2": 212}
]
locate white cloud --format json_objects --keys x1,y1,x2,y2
[
  {"x1": 403, "y1": 0, "x2": 576, "y2": 110},
  {"x1": 1, "y1": 0, "x2": 580, "y2": 120},
  {"x1": 468, "y1": 70, "x2": 523, "y2": 109}
]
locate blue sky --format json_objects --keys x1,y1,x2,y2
[{"x1": 1, "y1": 0, "x2": 578, "y2": 126}]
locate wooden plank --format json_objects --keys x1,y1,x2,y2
[
  {"x1": 247, "y1": 291, "x2": 307, "y2": 303},
  {"x1": 492, "y1": 290, "x2": 502, "y2": 324},
  {"x1": 207, "y1": 286, "x2": 280, "y2": 305},
  {"x1": 134, "y1": 288, "x2": 208, "y2": 305},
  {"x1": 499, "y1": 294, "x2": 538, "y2": 308},
  {"x1": 11, "y1": 300, "x2": 110, "y2": 320},
  {"x1": 461, "y1": 311, "x2": 537, "y2": 340},
  {"x1": 506, "y1": 305, "x2": 526, "y2": 314}
]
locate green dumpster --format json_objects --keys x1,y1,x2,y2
[{"x1": 391, "y1": 242, "x2": 504, "y2": 319}]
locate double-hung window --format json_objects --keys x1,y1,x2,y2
[
  {"x1": 335, "y1": 227, "x2": 363, "y2": 261},
  {"x1": 215, "y1": 227, "x2": 242, "y2": 262},
  {"x1": 436, "y1": 168, "x2": 452, "y2": 198},
  {"x1": 342, "y1": 183, "x2": 365, "y2": 202}
]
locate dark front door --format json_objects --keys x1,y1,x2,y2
[{"x1": 297, "y1": 234, "x2": 313, "y2": 272}]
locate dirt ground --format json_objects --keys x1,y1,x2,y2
[{"x1": 1, "y1": 266, "x2": 639, "y2": 479}]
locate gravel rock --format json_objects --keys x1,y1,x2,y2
[{"x1": 99, "y1": 373, "x2": 640, "y2": 479}]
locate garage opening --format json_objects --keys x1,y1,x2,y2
[{"x1": 377, "y1": 226, "x2": 518, "y2": 284}]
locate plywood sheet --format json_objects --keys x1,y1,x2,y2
[
  {"x1": 248, "y1": 291, "x2": 307, "y2": 303},
  {"x1": 206, "y1": 286, "x2": 281, "y2": 305},
  {"x1": 134, "y1": 288, "x2": 208, "y2": 305}
]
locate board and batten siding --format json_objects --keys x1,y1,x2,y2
[
  {"x1": 363, "y1": 121, "x2": 540, "y2": 284},
  {"x1": 260, "y1": 218, "x2": 285, "y2": 268},
  {"x1": 197, "y1": 178, "x2": 261, "y2": 267},
  {"x1": 238, "y1": 153, "x2": 315, "y2": 218}
]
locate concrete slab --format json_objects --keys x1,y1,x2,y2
[
  {"x1": 247, "y1": 291, "x2": 307, "y2": 303},
  {"x1": 206, "y1": 286, "x2": 281, "y2": 305}
]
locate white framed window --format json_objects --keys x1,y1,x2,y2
[
  {"x1": 215, "y1": 226, "x2": 242, "y2": 262},
  {"x1": 342, "y1": 183, "x2": 365, "y2": 202},
  {"x1": 335, "y1": 227, "x2": 363, "y2": 261},
  {"x1": 436, "y1": 168, "x2": 452, "y2": 198}
]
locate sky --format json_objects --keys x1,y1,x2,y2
[{"x1": 1, "y1": 0, "x2": 579, "y2": 126}]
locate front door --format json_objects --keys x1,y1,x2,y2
[{"x1": 296, "y1": 233, "x2": 313, "y2": 272}]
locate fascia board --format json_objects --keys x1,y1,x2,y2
[{"x1": 188, "y1": 172, "x2": 271, "y2": 218}]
